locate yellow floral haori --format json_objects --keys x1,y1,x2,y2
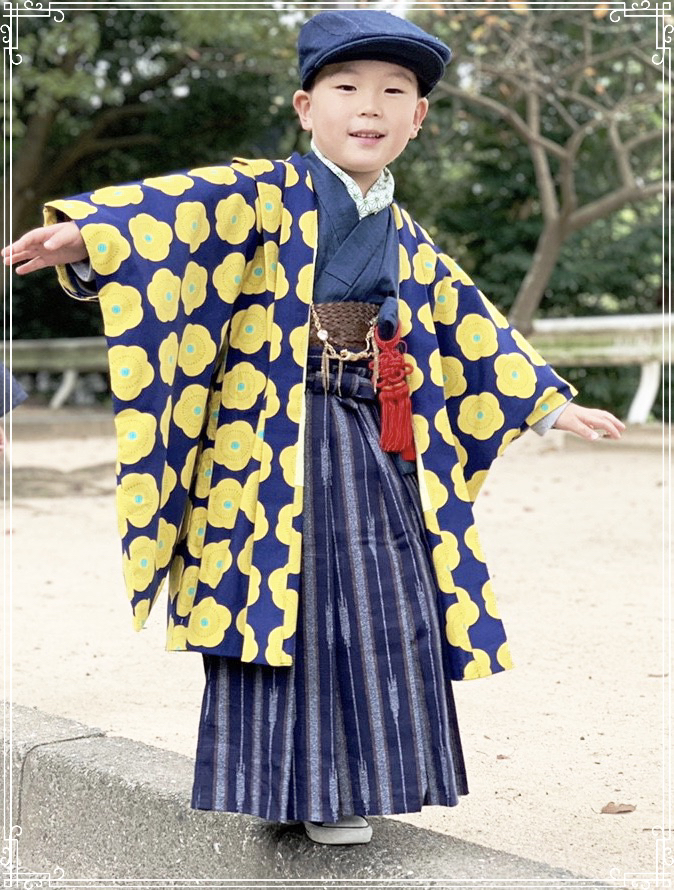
[{"x1": 45, "y1": 153, "x2": 575, "y2": 682}]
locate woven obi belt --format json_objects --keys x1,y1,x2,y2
[{"x1": 308, "y1": 301, "x2": 416, "y2": 463}]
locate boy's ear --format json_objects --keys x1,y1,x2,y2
[
  {"x1": 411, "y1": 97, "x2": 429, "y2": 137},
  {"x1": 292, "y1": 90, "x2": 313, "y2": 132}
]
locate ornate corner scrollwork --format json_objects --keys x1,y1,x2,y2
[
  {"x1": 609, "y1": 0, "x2": 673, "y2": 64},
  {"x1": 1, "y1": 1, "x2": 65, "y2": 63}
]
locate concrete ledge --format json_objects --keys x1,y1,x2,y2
[{"x1": 3, "y1": 703, "x2": 614, "y2": 886}]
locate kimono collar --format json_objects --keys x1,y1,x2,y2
[{"x1": 310, "y1": 140, "x2": 394, "y2": 219}]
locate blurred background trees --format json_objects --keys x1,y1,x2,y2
[{"x1": 5, "y1": 2, "x2": 668, "y2": 416}]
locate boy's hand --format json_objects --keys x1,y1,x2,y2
[
  {"x1": 2, "y1": 222, "x2": 87, "y2": 275},
  {"x1": 553, "y1": 402, "x2": 625, "y2": 441}
]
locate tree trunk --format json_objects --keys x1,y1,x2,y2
[{"x1": 507, "y1": 219, "x2": 566, "y2": 335}]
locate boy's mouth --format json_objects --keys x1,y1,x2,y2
[{"x1": 350, "y1": 131, "x2": 385, "y2": 140}]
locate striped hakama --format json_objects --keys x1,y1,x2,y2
[{"x1": 191, "y1": 353, "x2": 468, "y2": 822}]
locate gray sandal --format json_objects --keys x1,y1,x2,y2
[{"x1": 303, "y1": 815, "x2": 373, "y2": 845}]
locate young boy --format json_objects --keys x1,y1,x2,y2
[{"x1": 3, "y1": 10, "x2": 623, "y2": 846}]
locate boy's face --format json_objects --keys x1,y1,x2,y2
[{"x1": 293, "y1": 59, "x2": 429, "y2": 194}]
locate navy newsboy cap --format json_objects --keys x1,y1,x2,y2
[{"x1": 298, "y1": 10, "x2": 451, "y2": 97}]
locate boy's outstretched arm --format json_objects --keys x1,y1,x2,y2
[
  {"x1": 2, "y1": 221, "x2": 86, "y2": 275},
  {"x1": 553, "y1": 402, "x2": 625, "y2": 440}
]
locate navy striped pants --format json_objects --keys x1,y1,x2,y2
[{"x1": 191, "y1": 356, "x2": 468, "y2": 822}]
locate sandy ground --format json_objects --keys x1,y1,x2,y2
[{"x1": 3, "y1": 410, "x2": 670, "y2": 883}]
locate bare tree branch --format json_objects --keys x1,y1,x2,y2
[
  {"x1": 568, "y1": 181, "x2": 664, "y2": 232},
  {"x1": 526, "y1": 88, "x2": 559, "y2": 220}
]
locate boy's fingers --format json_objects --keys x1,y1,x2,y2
[{"x1": 16, "y1": 257, "x2": 49, "y2": 275}]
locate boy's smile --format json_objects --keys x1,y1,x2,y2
[{"x1": 293, "y1": 59, "x2": 429, "y2": 195}]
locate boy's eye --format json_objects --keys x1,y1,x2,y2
[{"x1": 335, "y1": 84, "x2": 356, "y2": 91}]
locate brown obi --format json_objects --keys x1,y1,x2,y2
[{"x1": 309, "y1": 301, "x2": 380, "y2": 352}]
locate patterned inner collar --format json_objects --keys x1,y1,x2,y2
[{"x1": 310, "y1": 140, "x2": 394, "y2": 219}]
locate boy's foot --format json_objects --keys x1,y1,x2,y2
[{"x1": 303, "y1": 815, "x2": 372, "y2": 845}]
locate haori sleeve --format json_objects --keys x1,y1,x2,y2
[
  {"x1": 430, "y1": 252, "x2": 577, "y2": 490},
  {"x1": 43, "y1": 165, "x2": 262, "y2": 627}
]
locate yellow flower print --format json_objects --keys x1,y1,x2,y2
[
  {"x1": 450, "y1": 462, "x2": 471, "y2": 502},
  {"x1": 495, "y1": 353, "x2": 537, "y2": 399},
  {"x1": 456, "y1": 314, "x2": 498, "y2": 361},
  {"x1": 236, "y1": 607, "x2": 259, "y2": 663},
  {"x1": 176, "y1": 565, "x2": 200, "y2": 617},
  {"x1": 221, "y1": 362, "x2": 266, "y2": 411},
  {"x1": 287, "y1": 382, "x2": 304, "y2": 425},
  {"x1": 99, "y1": 283, "x2": 143, "y2": 337},
  {"x1": 123, "y1": 535, "x2": 156, "y2": 593},
  {"x1": 265, "y1": 567, "x2": 297, "y2": 666},
  {"x1": 144, "y1": 173, "x2": 194, "y2": 195},
  {"x1": 264, "y1": 379, "x2": 280, "y2": 418},
  {"x1": 242, "y1": 247, "x2": 268, "y2": 296},
  {"x1": 109, "y1": 345, "x2": 154, "y2": 402},
  {"x1": 404, "y1": 353, "x2": 424, "y2": 394},
  {"x1": 186, "y1": 596, "x2": 232, "y2": 648},
  {"x1": 133, "y1": 597, "x2": 151, "y2": 632},
  {"x1": 466, "y1": 468, "x2": 489, "y2": 501},
  {"x1": 128, "y1": 213, "x2": 173, "y2": 262},
  {"x1": 283, "y1": 162, "x2": 299, "y2": 188},
  {"x1": 462, "y1": 649, "x2": 492, "y2": 680},
  {"x1": 156, "y1": 518, "x2": 177, "y2": 570},
  {"x1": 232, "y1": 158, "x2": 275, "y2": 176},
  {"x1": 434, "y1": 406, "x2": 456, "y2": 447},
  {"x1": 275, "y1": 503, "x2": 301, "y2": 572},
  {"x1": 175, "y1": 201, "x2": 210, "y2": 253},
  {"x1": 432, "y1": 532, "x2": 461, "y2": 594},
  {"x1": 188, "y1": 165, "x2": 237, "y2": 185},
  {"x1": 445, "y1": 587, "x2": 480, "y2": 651},
  {"x1": 412, "y1": 414, "x2": 430, "y2": 453},
  {"x1": 483, "y1": 295, "x2": 510, "y2": 329},
  {"x1": 398, "y1": 299, "x2": 412, "y2": 337},
  {"x1": 147, "y1": 268, "x2": 181, "y2": 323},
  {"x1": 80, "y1": 223, "x2": 131, "y2": 276},
  {"x1": 269, "y1": 318, "x2": 282, "y2": 362},
  {"x1": 158, "y1": 331, "x2": 179, "y2": 385},
  {"x1": 464, "y1": 524, "x2": 486, "y2": 562},
  {"x1": 178, "y1": 324, "x2": 217, "y2": 378},
  {"x1": 166, "y1": 616, "x2": 188, "y2": 650},
  {"x1": 90, "y1": 184, "x2": 144, "y2": 207},
  {"x1": 240, "y1": 472, "x2": 260, "y2": 523},
  {"x1": 298, "y1": 210, "x2": 317, "y2": 249},
  {"x1": 457, "y1": 393, "x2": 505, "y2": 441},
  {"x1": 253, "y1": 433, "x2": 273, "y2": 483},
  {"x1": 115, "y1": 409, "x2": 156, "y2": 465},
  {"x1": 498, "y1": 428, "x2": 521, "y2": 456},
  {"x1": 237, "y1": 532, "x2": 255, "y2": 575},
  {"x1": 181, "y1": 261, "x2": 208, "y2": 315},
  {"x1": 272, "y1": 261, "x2": 289, "y2": 301},
  {"x1": 526, "y1": 387, "x2": 570, "y2": 426},
  {"x1": 429, "y1": 348, "x2": 443, "y2": 390},
  {"x1": 433, "y1": 279, "x2": 459, "y2": 326},
  {"x1": 208, "y1": 477, "x2": 243, "y2": 529},
  {"x1": 399, "y1": 244, "x2": 411, "y2": 281},
  {"x1": 440, "y1": 356, "x2": 467, "y2": 399},
  {"x1": 213, "y1": 252, "x2": 246, "y2": 304},
  {"x1": 50, "y1": 199, "x2": 97, "y2": 220},
  {"x1": 229, "y1": 304, "x2": 267, "y2": 355},
  {"x1": 279, "y1": 444, "x2": 297, "y2": 488},
  {"x1": 160, "y1": 464, "x2": 177, "y2": 508},
  {"x1": 424, "y1": 469, "x2": 449, "y2": 511},
  {"x1": 412, "y1": 243, "x2": 437, "y2": 285},
  {"x1": 173, "y1": 384, "x2": 209, "y2": 438},
  {"x1": 482, "y1": 580, "x2": 500, "y2": 619},
  {"x1": 169, "y1": 553, "x2": 183, "y2": 599},
  {"x1": 199, "y1": 541, "x2": 233, "y2": 588},
  {"x1": 181, "y1": 445, "x2": 198, "y2": 491},
  {"x1": 417, "y1": 301, "x2": 434, "y2": 334},
  {"x1": 256, "y1": 183, "x2": 283, "y2": 233},
  {"x1": 496, "y1": 641, "x2": 514, "y2": 670},
  {"x1": 119, "y1": 472, "x2": 160, "y2": 529},
  {"x1": 214, "y1": 420, "x2": 256, "y2": 472},
  {"x1": 512, "y1": 328, "x2": 546, "y2": 366},
  {"x1": 295, "y1": 264, "x2": 314, "y2": 304},
  {"x1": 187, "y1": 505, "x2": 209, "y2": 558},
  {"x1": 215, "y1": 194, "x2": 256, "y2": 245},
  {"x1": 423, "y1": 508, "x2": 440, "y2": 535},
  {"x1": 160, "y1": 395, "x2": 172, "y2": 447},
  {"x1": 194, "y1": 447, "x2": 214, "y2": 499}
]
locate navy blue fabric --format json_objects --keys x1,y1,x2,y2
[
  {"x1": 298, "y1": 10, "x2": 451, "y2": 96},
  {"x1": 304, "y1": 151, "x2": 399, "y2": 340},
  {"x1": 191, "y1": 355, "x2": 468, "y2": 821},
  {"x1": 1, "y1": 362, "x2": 27, "y2": 417}
]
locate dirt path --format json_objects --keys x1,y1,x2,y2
[{"x1": 4, "y1": 417, "x2": 668, "y2": 883}]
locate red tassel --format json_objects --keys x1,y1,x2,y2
[{"x1": 370, "y1": 323, "x2": 416, "y2": 462}]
